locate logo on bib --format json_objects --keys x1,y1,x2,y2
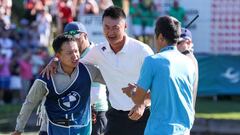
[{"x1": 58, "y1": 91, "x2": 80, "y2": 111}]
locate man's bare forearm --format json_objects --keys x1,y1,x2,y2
[
  {"x1": 143, "y1": 92, "x2": 151, "y2": 107},
  {"x1": 131, "y1": 87, "x2": 148, "y2": 106}
]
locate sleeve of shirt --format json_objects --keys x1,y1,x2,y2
[
  {"x1": 15, "y1": 79, "x2": 47, "y2": 132},
  {"x1": 80, "y1": 45, "x2": 98, "y2": 65},
  {"x1": 140, "y1": 45, "x2": 154, "y2": 65},
  {"x1": 193, "y1": 57, "x2": 199, "y2": 106},
  {"x1": 85, "y1": 64, "x2": 105, "y2": 84},
  {"x1": 137, "y1": 56, "x2": 153, "y2": 92}
]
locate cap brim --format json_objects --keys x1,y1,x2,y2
[
  {"x1": 178, "y1": 37, "x2": 185, "y2": 42},
  {"x1": 179, "y1": 37, "x2": 191, "y2": 42}
]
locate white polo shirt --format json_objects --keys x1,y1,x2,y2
[{"x1": 81, "y1": 35, "x2": 154, "y2": 111}]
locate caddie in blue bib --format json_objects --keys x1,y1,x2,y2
[{"x1": 39, "y1": 63, "x2": 91, "y2": 135}]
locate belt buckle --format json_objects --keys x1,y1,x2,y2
[{"x1": 55, "y1": 119, "x2": 69, "y2": 126}]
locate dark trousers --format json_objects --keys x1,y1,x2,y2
[
  {"x1": 105, "y1": 107, "x2": 150, "y2": 135},
  {"x1": 39, "y1": 131, "x2": 48, "y2": 135},
  {"x1": 92, "y1": 111, "x2": 107, "y2": 135}
]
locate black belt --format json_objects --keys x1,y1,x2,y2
[
  {"x1": 109, "y1": 107, "x2": 150, "y2": 121},
  {"x1": 53, "y1": 119, "x2": 76, "y2": 126},
  {"x1": 112, "y1": 106, "x2": 150, "y2": 113}
]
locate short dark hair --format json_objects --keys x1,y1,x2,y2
[
  {"x1": 52, "y1": 34, "x2": 76, "y2": 53},
  {"x1": 102, "y1": 6, "x2": 126, "y2": 21},
  {"x1": 155, "y1": 16, "x2": 181, "y2": 44}
]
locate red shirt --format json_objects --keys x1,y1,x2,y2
[{"x1": 58, "y1": 1, "x2": 73, "y2": 23}]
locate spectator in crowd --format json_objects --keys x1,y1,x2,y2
[
  {"x1": 12, "y1": 34, "x2": 105, "y2": 135},
  {"x1": 57, "y1": 0, "x2": 73, "y2": 33},
  {"x1": 0, "y1": 4, "x2": 11, "y2": 29},
  {"x1": 130, "y1": 0, "x2": 158, "y2": 47},
  {"x1": 0, "y1": 0, "x2": 12, "y2": 17},
  {"x1": 122, "y1": 16, "x2": 196, "y2": 135},
  {"x1": 0, "y1": 50, "x2": 11, "y2": 104},
  {"x1": 9, "y1": 50, "x2": 22, "y2": 104},
  {"x1": 0, "y1": 8, "x2": 6, "y2": 29},
  {"x1": 23, "y1": 0, "x2": 44, "y2": 23},
  {"x1": 77, "y1": 0, "x2": 99, "y2": 22},
  {"x1": 41, "y1": 6, "x2": 154, "y2": 135},
  {"x1": 18, "y1": 18, "x2": 30, "y2": 49},
  {"x1": 97, "y1": 0, "x2": 113, "y2": 13},
  {"x1": 28, "y1": 21, "x2": 41, "y2": 48},
  {"x1": 0, "y1": 28, "x2": 13, "y2": 59},
  {"x1": 19, "y1": 50, "x2": 33, "y2": 101},
  {"x1": 177, "y1": 28, "x2": 198, "y2": 106},
  {"x1": 168, "y1": 0, "x2": 186, "y2": 26},
  {"x1": 36, "y1": 7, "x2": 52, "y2": 47},
  {"x1": 112, "y1": 0, "x2": 129, "y2": 15},
  {"x1": 31, "y1": 48, "x2": 45, "y2": 80}
]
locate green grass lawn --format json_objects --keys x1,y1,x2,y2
[
  {"x1": 1, "y1": 97, "x2": 239, "y2": 120},
  {"x1": 0, "y1": 104, "x2": 22, "y2": 119},
  {"x1": 195, "y1": 96, "x2": 240, "y2": 120},
  {"x1": 0, "y1": 96, "x2": 240, "y2": 133}
]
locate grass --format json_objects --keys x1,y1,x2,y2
[
  {"x1": 0, "y1": 104, "x2": 22, "y2": 119},
  {"x1": 0, "y1": 103, "x2": 39, "y2": 133},
  {"x1": 1, "y1": 97, "x2": 240, "y2": 121},
  {"x1": 1, "y1": 96, "x2": 240, "y2": 133},
  {"x1": 195, "y1": 96, "x2": 240, "y2": 120},
  {"x1": 0, "y1": 104, "x2": 22, "y2": 133}
]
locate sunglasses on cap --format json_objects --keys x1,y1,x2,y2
[{"x1": 64, "y1": 30, "x2": 82, "y2": 38}]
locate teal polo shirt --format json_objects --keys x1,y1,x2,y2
[
  {"x1": 137, "y1": 45, "x2": 196, "y2": 135},
  {"x1": 81, "y1": 44, "x2": 108, "y2": 112}
]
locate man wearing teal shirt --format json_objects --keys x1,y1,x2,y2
[
  {"x1": 64, "y1": 22, "x2": 109, "y2": 135},
  {"x1": 123, "y1": 16, "x2": 196, "y2": 135}
]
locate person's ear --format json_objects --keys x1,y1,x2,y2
[
  {"x1": 186, "y1": 39, "x2": 192, "y2": 45},
  {"x1": 83, "y1": 33, "x2": 87, "y2": 40},
  {"x1": 157, "y1": 33, "x2": 164, "y2": 41}
]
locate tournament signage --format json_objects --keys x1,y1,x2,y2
[
  {"x1": 186, "y1": 0, "x2": 240, "y2": 55},
  {"x1": 154, "y1": 0, "x2": 240, "y2": 95},
  {"x1": 181, "y1": 0, "x2": 240, "y2": 95},
  {"x1": 80, "y1": 15, "x2": 106, "y2": 43}
]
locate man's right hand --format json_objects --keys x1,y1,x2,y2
[{"x1": 40, "y1": 58, "x2": 58, "y2": 79}]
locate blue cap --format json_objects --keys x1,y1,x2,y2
[
  {"x1": 179, "y1": 28, "x2": 192, "y2": 41},
  {"x1": 64, "y1": 21, "x2": 87, "y2": 34}
]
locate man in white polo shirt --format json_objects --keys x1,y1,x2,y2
[
  {"x1": 82, "y1": 6, "x2": 153, "y2": 135},
  {"x1": 41, "y1": 6, "x2": 153, "y2": 135}
]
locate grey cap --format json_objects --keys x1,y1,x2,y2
[{"x1": 64, "y1": 21, "x2": 87, "y2": 34}]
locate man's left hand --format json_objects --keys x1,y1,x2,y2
[{"x1": 122, "y1": 83, "x2": 136, "y2": 97}]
